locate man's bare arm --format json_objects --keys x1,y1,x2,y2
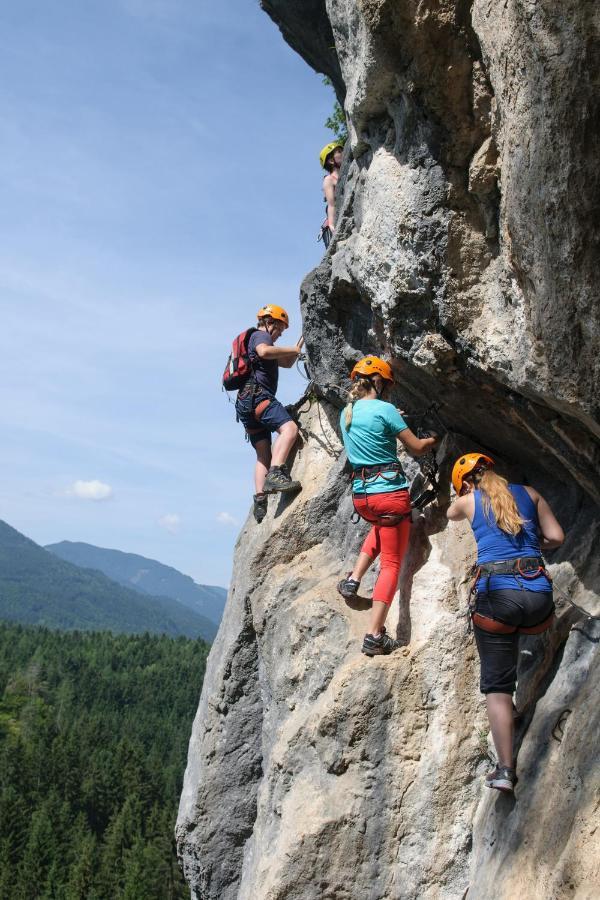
[
  {"x1": 324, "y1": 175, "x2": 336, "y2": 227},
  {"x1": 255, "y1": 343, "x2": 301, "y2": 362},
  {"x1": 278, "y1": 353, "x2": 299, "y2": 369}
]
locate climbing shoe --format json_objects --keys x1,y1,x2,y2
[
  {"x1": 485, "y1": 765, "x2": 517, "y2": 793},
  {"x1": 263, "y1": 465, "x2": 301, "y2": 495},
  {"x1": 362, "y1": 627, "x2": 399, "y2": 657},
  {"x1": 337, "y1": 575, "x2": 361, "y2": 600},
  {"x1": 253, "y1": 493, "x2": 268, "y2": 524}
]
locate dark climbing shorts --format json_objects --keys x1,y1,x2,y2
[
  {"x1": 473, "y1": 588, "x2": 555, "y2": 695},
  {"x1": 235, "y1": 388, "x2": 293, "y2": 448}
]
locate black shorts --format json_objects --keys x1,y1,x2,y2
[
  {"x1": 473, "y1": 588, "x2": 555, "y2": 695},
  {"x1": 235, "y1": 387, "x2": 293, "y2": 448}
]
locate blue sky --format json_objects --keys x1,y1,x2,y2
[{"x1": 0, "y1": 0, "x2": 335, "y2": 587}]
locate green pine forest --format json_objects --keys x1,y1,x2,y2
[{"x1": 0, "y1": 622, "x2": 209, "y2": 899}]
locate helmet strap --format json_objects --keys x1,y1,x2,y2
[
  {"x1": 470, "y1": 466, "x2": 488, "y2": 489},
  {"x1": 369, "y1": 376, "x2": 385, "y2": 399}
]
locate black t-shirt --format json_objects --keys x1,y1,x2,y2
[{"x1": 248, "y1": 330, "x2": 278, "y2": 395}]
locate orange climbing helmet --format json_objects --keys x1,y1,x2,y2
[
  {"x1": 257, "y1": 304, "x2": 289, "y2": 329},
  {"x1": 350, "y1": 356, "x2": 394, "y2": 383},
  {"x1": 451, "y1": 453, "x2": 495, "y2": 495}
]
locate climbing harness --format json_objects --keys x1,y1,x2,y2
[
  {"x1": 471, "y1": 610, "x2": 555, "y2": 636},
  {"x1": 467, "y1": 557, "x2": 555, "y2": 635},
  {"x1": 466, "y1": 555, "x2": 600, "y2": 634},
  {"x1": 352, "y1": 462, "x2": 406, "y2": 482},
  {"x1": 318, "y1": 219, "x2": 332, "y2": 248},
  {"x1": 351, "y1": 462, "x2": 411, "y2": 527},
  {"x1": 235, "y1": 379, "x2": 276, "y2": 440},
  {"x1": 352, "y1": 509, "x2": 410, "y2": 528},
  {"x1": 253, "y1": 396, "x2": 272, "y2": 419}
]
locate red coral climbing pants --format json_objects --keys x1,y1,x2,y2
[{"x1": 353, "y1": 490, "x2": 411, "y2": 605}]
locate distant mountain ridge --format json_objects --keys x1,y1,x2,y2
[
  {"x1": 45, "y1": 541, "x2": 227, "y2": 628},
  {"x1": 0, "y1": 521, "x2": 216, "y2": 640}
]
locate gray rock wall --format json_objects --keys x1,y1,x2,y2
[{"x1": 177, "y1": 2, "x2": 600, "y2": 897}]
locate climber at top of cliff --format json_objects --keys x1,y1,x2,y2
[
  {"x1": 447, "y1": 453, "x2": 564, "y2": 793},
  {"x1": 234, "y1": 305, "x2": 304, "y2": 523},
  {"x1": 337, "y1": 355, "x2": 438, "y2": 655},
  {"x1": 318, "y1": 141, "x2": 343, "y2": 249}
]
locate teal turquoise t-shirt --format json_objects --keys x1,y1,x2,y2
[{"x1": 340, "y1": 399, "x2": 409, "y2": 495}]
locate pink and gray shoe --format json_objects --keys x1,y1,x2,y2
[{"x1": 485, "y1": 765, "x2": 517, "y2": 793}]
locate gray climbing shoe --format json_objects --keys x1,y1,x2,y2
[
  {"x1": 485, "y1": 765, "x2": 517, "y2": 793},
  {"x1": 253, "y1": 493, "x2": 268, "y2": 524},
  {"x1": 263, "y1": 465, "x2": 301, "y2": 494},
  {"x1": 362, "y1": 627, "x2": 398, "y2": 657}
]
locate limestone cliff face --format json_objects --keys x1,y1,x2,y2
[{"x1": 177, "y1": 3, "x2": 600, "y2": 898}]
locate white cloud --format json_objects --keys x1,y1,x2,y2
[
  {"x1": 159, "y1": 513, "x2": 181, "y2": 534},
  {"x1": 217, "y1": 512, "x2": 238, "y2": 527},
  {"x1": 67, "y1": 479, "x2": 113, "y2": 501}
]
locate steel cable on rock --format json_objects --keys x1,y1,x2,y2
[
  {"x1": 286, "y1": 360, "x2": 342, "y2": 460},
  {"x1": 551, "y1": 584, "x2": 600, "y2": 622}
]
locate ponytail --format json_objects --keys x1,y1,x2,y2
[
  {"x1": 344, "y1": 377, "x2": 372, "y2": 429},
  {"x1": 477, "y1": 470, "x2": 526, "y2": 535}
]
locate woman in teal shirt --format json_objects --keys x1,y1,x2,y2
[{"x1": 338, "y1": 356, "x2": 437, "y2": 656}]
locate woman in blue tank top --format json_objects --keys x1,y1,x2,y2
[{"x1": 447, "y1": 453, "x2": 564, "y2": 793}]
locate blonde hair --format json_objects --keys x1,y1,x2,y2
[
  {"x1": 477, "y1": 470, "x2": 526, "y2": 535},
  {"x1": 344, "y1": 377, "x2": 373, "y2": 429}
]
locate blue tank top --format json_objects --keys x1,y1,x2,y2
[{"x1": 472, "y1": 485, "x2": 551, "y2": 592}]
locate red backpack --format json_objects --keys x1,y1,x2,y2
[{"x1": 222, "y1": 327, "x2": 257, "y2": 391}]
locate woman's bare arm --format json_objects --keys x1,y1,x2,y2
[
  {"x1": 446, "y1": 493, "x2": 475, "y2": 522},
  {"x1": 525, "y1": 487, "x2": 565, "y2": 549},
  {"x1": 397, "y1": 427, "x2": 437, "y2": 457}
]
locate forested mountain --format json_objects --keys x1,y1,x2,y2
[
  {"x1": 0, "y1": 521, "x2": 216, "y2": 640},
  {"x1": 45, "y1": 541, "x2": 227, "y2": 628},
  {"x1": 0, "y1": 621, "x2": 208, "y2": 898}
]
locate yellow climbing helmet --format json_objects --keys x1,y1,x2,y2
[
  {"x1": 350, "y1": 356, "x2": 394, "y2": 383},
  {"x1": 319, "y1": 141, "x2": 343, "y2": 169},
  {"x1": 257, "y1": 304, "x2": 289, "y2": 329},
  {"x1": 451, "y1": 453, "x2": 495, "y2": 495}
]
